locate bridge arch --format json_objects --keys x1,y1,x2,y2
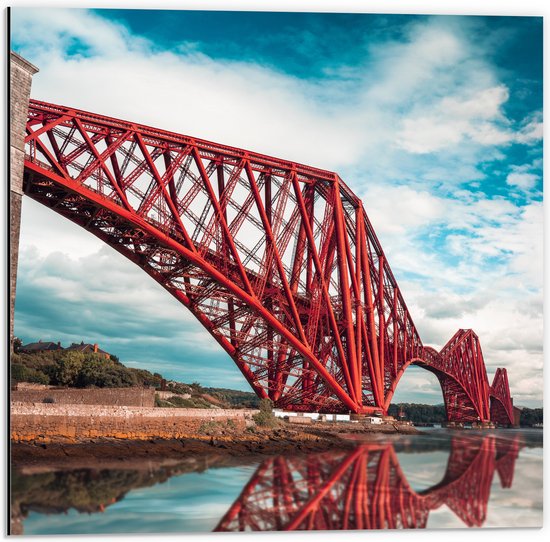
[{"x1": 384, "y1": 354, "x2": 487, "y2": 424}]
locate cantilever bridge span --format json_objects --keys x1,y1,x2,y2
[{"x1": 22, "y1": 99, "x2": 514, "y2": 423}]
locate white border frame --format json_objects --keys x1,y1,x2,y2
[{"x1": 1, "y1": 1, "x2": 546, "y2": 540}]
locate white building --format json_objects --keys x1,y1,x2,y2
[{"x1": 273, "y1": 409, "x2": 352, "y2": 422}]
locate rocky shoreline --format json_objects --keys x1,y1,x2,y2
[{"x1": 11, "y1": 422, "x2": 419, "y2": 471}]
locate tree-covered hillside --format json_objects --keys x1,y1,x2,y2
[{"x1": 10, "y1": 349, "x2": 259, "y2": 409}]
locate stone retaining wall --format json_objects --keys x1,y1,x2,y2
[
  {"x1": 11, "y1": 387, "x2": 156, "y2": 407},
  {"x1": 156, "y1": 390, "x2": 191, "y2": 400},
  {"x1": 10, "y1": 403, "x2": 258, "y2": 442}
]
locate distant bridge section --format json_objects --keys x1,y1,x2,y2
[{"x1": 490, "y1": 368, "x2": 515, "y2": 426}]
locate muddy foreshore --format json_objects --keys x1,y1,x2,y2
[{"x1": 11, "y1": 423, "x2": 419, "y2": 471}]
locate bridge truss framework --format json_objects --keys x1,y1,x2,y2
[{"x1": 22, "y1": 99, "x2": 514, "y2": 424}]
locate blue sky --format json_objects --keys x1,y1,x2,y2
[{"x1": 11, "y1": 9, "x2": 543, "y2": 406}]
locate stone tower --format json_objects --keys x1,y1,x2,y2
[{"x1": 10, "y1": 52, "x2": 38, "y2": 350}]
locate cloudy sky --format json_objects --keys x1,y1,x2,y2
[{"x1": 10, "y1": 9, "x2": 543, "y2": 406}]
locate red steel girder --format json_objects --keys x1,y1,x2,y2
[
  {"x1": 22, "y1": 99, "x2": 513, "y2": 419},
  {"x1": 490, "y1": 368, "x2": 515, "y2": 426}
]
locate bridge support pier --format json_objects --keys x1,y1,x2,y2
[
  {"x1": 480, "y1": 422, "x2": 495, "y2": 429},
  {"x1": 9, "y1": 52, "x2": 38, "y2": 351},
  {"x1": 350, "y1": 411, "x2": 384, "y2": 421}
]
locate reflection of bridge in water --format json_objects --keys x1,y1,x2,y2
[{"x1": 215, "y1": 435, "x2": 522, "y2": 531}]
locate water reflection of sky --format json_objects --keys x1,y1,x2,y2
[
  {"x1": 20, "y1": 431, "x2": 543, "y2": 534},
  {"x1": 395, "y1": 451, "x2": 449, "y2": 491},
  {"x1": 427, "y1": 448, "x2": 543, "y2": 529},
  {"x1": 23, "y1": 465, "x2": 258, "y2": 535}
]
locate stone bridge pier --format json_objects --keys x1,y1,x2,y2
[{"x1": 9, "y1": 52, "x2": 38, "y2": 350}]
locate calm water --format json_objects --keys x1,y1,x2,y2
[{"x1": 12, "y1": 429, "x2": 542, "y2": 534}]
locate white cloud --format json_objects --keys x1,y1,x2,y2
[
  {"x1": 398, "y1": 116, "x2": 468, "y2": 154},
  {"x1": 396, "y1": 85, "x2": 540, "y2": 154},
  {"x1": 516, "y1": 114, "x2": 543, "y2": 144},
  {"x1": 20, "y1": 198, "x2": 102, "y2": 259},
  {"x1": 506, "y1": 172, "x2": 539, "y2": 192},
  {"x1": 502, "y1": 159, "x2": 543, "y2": 198},
  {"x1": 441, "y1": 85, "x2": 509, "y2": 120},
  {"x1": 362, "y1": 185, "x2": 446, "y2": 235},
  {"x1": 363, "y1": 24, "x2": 468, "y2": 107},
  {"x1": 10, "y1": 8, "x2": 138, "y2": 59}
]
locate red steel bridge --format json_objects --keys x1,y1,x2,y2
[
  {"x1": 215, "y1": 434, "x2": 522, "y2": 531},
  {"x1": 22, "y1": 99, "x2": 515, "y2": 424}
]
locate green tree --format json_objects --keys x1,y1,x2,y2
[
  {"x1": 129, "y1": 368, "x2": 163, "y2": 388},
  {"x1": 520, "y1": 407, "x2": 543, "y2": 426},
  {"x1": 253, "y1": 398, "x2": 278, "y2": 428},
  {"x1": 11, "y1": 364, "x2": 50, "y2": 385},
  {"x1": 387, "y1": 403, "x2": 446, "y2": 424},
  {"x1": 77, "y1": 356, "x2": 107, "y2": 387},
  {"x1": 77, "y1": 355, "x2": 137, "y2": 388},
  {"x1": 50, "y1": 352, "x2": 84, "y2": 386}
]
